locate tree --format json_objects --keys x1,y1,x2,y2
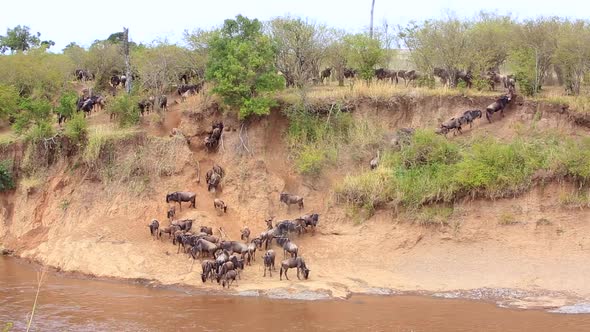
[
  {"x1": 399, "y1": 18, "x2": 471, "y2": 87},
  {"x1": 0, "y1": 25, "x2": 46, "y2": 53},
  {"x1": 513, "y1": 17, "x2": 560, "y2": 94},
  {"x1": 344, "y1": 34, "x2": 384, "y2": 82},
  {"x1": 370, "y1": 0, "x2": 376, "y2": 39},
  {"x1": 268, "y1": 17, "x2": 330, "y2": 87},
  {"x1": 0, "y1": 85, "x2": 20, "y2": 121},
  {"x1": 326, "y1": 30, "x2": 351, "y2": 86},
  {"x1": 133, "y1": 42, "x2": 194, "y2": 96},
  {"x1": 12, "y1": 97, "x2": 52, "y2": 137},
  {"x1": 86, "y1": 41, "x2": 125, "y2": 91},
  {"x1": 554, "y1": 20, "x2": 590, "y2": 95},
  {"x1": 468, "y1": 13, "x2": 515, "y2": 73},
  {"x1": 206, "y1": 15, "x2": 284, "y2": 119}
]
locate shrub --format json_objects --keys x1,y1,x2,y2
[
  {"x1": 25, "y1": 120, "x2": 54, "y2": 143},
  {"x1": 0, "y1": 160, "x2": 15, "y2": 191},
  {"x1": 64, "y1": 113, "x2": 88, "y2": 144},
  {"x1": 55, "y1": 91, "x2": 77, "y2": 120},
  {"x1": 108, "y1": 94, "x2": 140, "y2": 127}
]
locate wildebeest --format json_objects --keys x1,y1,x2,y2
[
  {"x1": 276, "y1": 237, "x2": 298, "y2": 258},
  {"x1": 460, "y1": 110, "x2": 483, "y2": 129},
  {"x1": 110, "y1": 75, "x2": 121, "y2": 87},
  {"x1": 200, "y1": 260, "x2": 215, "y2": 282},
  {"x1": 213, "y1": 198, "x2": 227, "y2": 214},
  {"x1": 397, "y1": 70, "x2": 421, "y2": 87},
  {"x1": 148, "y1": 219, "x2": 159, "y2": 240},
  {"x1": 75, "y1": 69, "x2": 92, "y2": 81},
  {"x1": 437, "y1": 117, "x2": 465, "y2": 137},
  {"x1": 159, "y1": 95, "x2": 168, "y2": 111},
  {"x1": 206, "y1": 165, "x2": 224, "y2": 192},
  {"x1": 221, "y1": 270, "x2": 238, "y2": 288},
  {"x1": 295, "y1": 213, "x2": 320, "y2": 233},
  {"x1": 275, "y1": 220, "x2": 303, "y2": 236},
  {"x1": 240, "y1": 227, "x2": 251, "y2": 242},
  {"x1": 158, "y1": 226, "x2": 174, "y2": 239},
  {"x1": 167, "y1": 206, "x2": 176, "y2": 222},
  {"x1": 172, "y1": 219, "x2": 193, "y2": 232},
  {"x1": 138, "y1": 99, "x2": 152, "y2": 116},
  {"x1": 280, "y1": 192, "x2": 304, "y2": 210},
  {"x1": 433, "y1": 67, "x2": 450, "y2": 87},
  {"x1": 321, "y1": 68, "x2": 332, "y2": 84},
  {"x1": 485, "y1": 94, "x2": 512, "y2": 123},
  {"x1": 343, "y1": 68, "x2": 357, "y2": 79},
  {"x1": 219, "y1": 241, "x2": 249, "y2": 256},
  {"x1": 199, "y1": 226, "x2": 213, "y2": 236},
  {"x1": 279, "y1": 257, "x2": 310, "y2": 281},
  {"x1": 217, "y1": 261, "x2": 236, "y2": 283},
  {"x1": 89, "y1": 95, "x2": 106, "y2": 112},
  {"x1": 456, "y1": 70, "x2": 473, "y2": 88},
  {"x1": 192, "y1": 239, "x2": 219, "y2": 259},
  {"x1": 263, "y1": 250, "x2": 276, "y2": 277},
  {"x1": 166, "y1": 192, "x2": 196, "y2": 210},
  {"x1": 375, "y1": 68, "x2": 397, "y2": 84},
  {"x1": 204, "y1": 122, "x2": 224, "y2": 151}
]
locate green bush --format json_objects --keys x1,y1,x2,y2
[
  {"x1": 55, "y1": 91, "x2": 77, "y2": 120},
  {"x1": 26, "y1": 120, "x2": 54, "y2": 143},
  {"x1": 108, "y1": 94, "x2": 140, "y2": 127},
  {"x1": 64, "y1": 113, "x2": 88, "y2": 144},
  {"x1": 337, "y1": 132, "x2": 590, "y2": 211},
  {"x1": 0, "y1": 160, "x2": 15, "y2": 191}
]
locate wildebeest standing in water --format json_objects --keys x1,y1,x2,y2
[{"x1": 166, "y1": 191, "x2": 196, "y2": 210}]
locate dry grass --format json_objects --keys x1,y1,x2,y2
[
  {"x1": 540, "y1": 95, "x2": 590, "y2": 114},
  {"x1": 83, "y1": 125, "x2": 140, "y2": 167},
  {"x1": 278, "y1": 82, "x2": 500, "y2": 106},
  {"x1": 0, "y1": 132, "x2": 18, "y2": 148},
  {"x1": 20, "y1": 175, "x2": 44, "y2": 193}
]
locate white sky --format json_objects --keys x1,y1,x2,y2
[{"x1": 1, "y1": 0, "x2": 587, "y2": 51}]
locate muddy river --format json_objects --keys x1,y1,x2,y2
[{"x1": 1, "y1": 256, "x2": 590, "y2": 331}]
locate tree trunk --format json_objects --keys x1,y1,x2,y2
[
  {"x1": 123, "y1": 28, "x2": 132, "y2": 94},
  {"x1": 369, "y1": 0, "x2": 376, "y2": 39}
]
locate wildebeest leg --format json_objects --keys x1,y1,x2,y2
[
  {"x1": 284, "y1": 268, "x2": 289, "y2": 280},
  {"x1": 297, "y1": 268, "x2": 301, "y2": 280},
  {"x1": 486, "y1": 111, "x2": 492, "y2": 123}
]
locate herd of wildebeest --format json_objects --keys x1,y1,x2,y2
[
  {"x1": 74, "y1": 64, "x2": 518, "y2": 289},
  {"x1": 145, "y1": 119, "x2": 316, "y2": 288}
]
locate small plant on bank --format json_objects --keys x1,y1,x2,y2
[{"x1": 0, "y1": 160, "x2": 15, "y2": 191}]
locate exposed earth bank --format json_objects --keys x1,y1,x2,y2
[{"x1": 1, "y1": 92, "x2": 590, "y2": 309}]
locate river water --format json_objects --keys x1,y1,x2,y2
[{"x1": 1, "y1": 256, "x2": 590, "y2": 331}]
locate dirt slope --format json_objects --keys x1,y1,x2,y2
[{"x1": 1, "y1": 92, "x2": 590, "y2": 306}]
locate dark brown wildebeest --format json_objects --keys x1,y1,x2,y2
[
  {"x1": 213, "y1": 198, "x2": 227, "y2": 213},
  {"x1": 191, "y1": 239, "x2": 219, "y2": 259},
  {"x1": 172, "y1": 219, "x2": 193, "y2": 232},
  {"x1": 320, "y1": 68, "x2": 332, "y2": 84},
  {"x1": 200, "y1": 260, "x2": 215, "y2": 282},
  {"x1": 166, "y1": 192, "x2": 196, "y2": 210},
  {"x1": 433, "y1": 67, "x2": 450, "y2": 87},
  {"x1": 276, "y1": 237, "x2": 298, "y2": 258},
  {"x1": 485, "y1": 94, "x2": 512, "y2": 123},
  {"x1": 279, "y1": 257, "x2": 310, "y2": 281},
  {"x1": 159, "y1": 95, "x2": 168, "y2": 111},
  {"x1": 343, "y1": 67, "x2": 357, "y2": 79},
  {"x1": 167, "y1": 206, "x2": 176, "y2": 222},
  {"x1": 460, "y1": 110, "x2": 483, "y2": 129},
  {"x1": 280, "y1": 192, "x2": 304, "y2": 210},
  {"x1": 221, "y1": 270, "x2": 239, "y2": 288},
  {"x1": 148, "y1": 219, "x2": 159, "y2": 240},
  {"x1": 437, "y1": 117, "x2": 465, "y2": 137},
  {"x1": 295, "y1": 213, "x2": 320, "y2": 233},
  {"x1": 263, "y1": 250, "x2": 276, "y2": 277}
]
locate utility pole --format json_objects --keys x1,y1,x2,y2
[
  {"x1": 123, "y1": 27, "x2": 131, "y2": 94},
  {"x1": 370, "y1": 0, "x2": 376, "y2": 39}
]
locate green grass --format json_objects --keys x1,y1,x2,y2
[
  {"x1": 336, "y1": 130, "x2": 590, "y2": 211},
  {"x1": 285, "y1": 103, "x2": 384, "y2": 176}
]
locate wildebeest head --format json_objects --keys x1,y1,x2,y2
[
  {"x1": 166, "y1": 193, "x2": 174, "y2": 203},
  {"x1": 302, "y1": 267, "x2": 310, "y2": 279}
]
